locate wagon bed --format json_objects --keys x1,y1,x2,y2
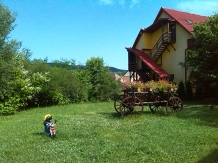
[{"x1": 114, "y1": 90, "x2": 183, "y2": 117}]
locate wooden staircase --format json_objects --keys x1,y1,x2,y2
[
  {"x1": 148, "y1": 32, "x2": 170, "y2": 62},
  {"x1": 128, "y1": 32, "x2": 173, "y2": 82}
]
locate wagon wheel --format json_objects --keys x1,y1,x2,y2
[
  {"x1": 149, "y1": 100, "x2": 167, "y2": 113},
  {"x1": 166, "y1": 97, "x2": 183, "y2": 114},
  {"x1": 148, "y1": 95, "x2": 165, "y2": 113},
  {"x1": 114, "y1": 95, "x2": 124, "y2": 114},
  {"x1": 120, "y1": 96, "x2": 143, "y2": 117}
]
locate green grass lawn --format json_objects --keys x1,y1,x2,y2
[{"x1": 0, "y1": 101, "x2": 218, "y2": 163}]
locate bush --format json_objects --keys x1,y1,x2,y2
[
  {"x1": 185, "y1": 80, "x2": 193, "y2": 100},
  {"x1": 85, "y1": 57, "x2": 122, "y2": 101},
  {"x1": 177, "y1": 80, "x2": 186, "y2": 100}
]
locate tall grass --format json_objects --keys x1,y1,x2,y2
[{"x1": 0, "y1": 102, "x2": 218, "y2": 163}]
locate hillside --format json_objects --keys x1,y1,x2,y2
[
  {"x1": 108, "y1": 67, "x2": 127, "y2": 74},
  {"x1": 47, "y1": 63, "x2": 127, "y2": 74}
]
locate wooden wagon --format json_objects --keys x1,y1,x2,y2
[{"x1": 114, "y1": 89, "x2": 183, "y2": 117}]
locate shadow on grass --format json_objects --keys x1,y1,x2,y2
[
  {"x1": 183, "y1": 98, "x2": 218, "y2": 106},
  {"x1": 98, "y1": 108, "x2": 168, "y2": 119},
  {"x1": 97, "y1": 112, "x2": 122, "y2": 119},
  {"x1": 32, "y1": 131, "x2": 45, "y2": 136},
  {"x1": 178, "y1": 106, "x2": 218, "y2": 128},
  {"x1": 197, "y1": 147, "x2": 218, "y2": 163},
  {"x1": 32, "y1": 131, "x2": 61, "y2": 139}
]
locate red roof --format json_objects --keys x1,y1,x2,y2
[
  {"x1": 156, "y1": 7, "x2": 208, "y2": 34},
  {"x1": 132, "y1": 8, "x2": 208, "y2": 48},
  {"x1": 126, "y1": 48, "x2": 170, "y2": 78}
]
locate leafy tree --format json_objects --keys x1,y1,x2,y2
[
  {"x1": 0, "y1": 3, "x2": 21, "y2": 114},
  {"x1": 76, "y1": 70, "x2": 92, "y2": 102},
  {"x1": 52, "y1": 58, "x2": 76, "y2": 70},
  {"x1": 180, "y1": 13, "x2": 218, "y2": 96},
  {"x1": 85, "y1": 57, "x2": 121, "y2": 101},
  {"x1": 0, "y1": 3, "x2": 17, "y2": 48},
  {"x1": 26, "y1": 58, "x2": 89, "y2": 106},
  {"x1": 0, "y1": 4, "x2": 49, "y2": 115}
]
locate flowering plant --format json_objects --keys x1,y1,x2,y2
[
  {"x1": 122, "y1": 81, "x2": 143, "y2": 91},
  {"x1": 122, "y1": 80, "x2": 177, "y2": 93},
  {"x1": 147, "y1": 80, "x2": 177, "y2": 92}
]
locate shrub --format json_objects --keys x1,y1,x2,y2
[
  {"x1": 185, "y1": 80, "x2": 193, "y2": 100},
  {"x1": 177, "y1": 80, "x2": 186, "y2": 100}
]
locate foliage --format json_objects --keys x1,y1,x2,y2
[
  {"x1": 85, "y1": 57, "x2": 121, "y2": 101},
  {"x1": 26, "y1": 59, "x2": 88, "y2": 107},
  {"x1": 177, "y1": 80, "x2": 186, "y2": 100},
  {"x1": 0, "y1": 3, "x2": 123, "y2": 114},
  {"x1": 52, "y1": 58, "x2": 76, "y2": 70},
  {"x1": 0, "y1": 54, "x2": 49, "y2": 115},
  {"x1": 1, "y1": 102, "x2": 218, "y2": 162},
  {"x1": 179, "y1": 13, "x2": 218, "y2": 95},
  {"x1": 145, "y1": 80, "x2": 176, "y2": 92},
  {"x1": 122, "y1": 80, "x2": 177, "y2": 92},
  {"x1": 0, "y1": 3, "x2": 16, "y2": 47},
  {"x1": 71, "y1": 65, "x2": 127, "y2": 74},
  {"x1": 0, "y1": 4, "x2": 50, "y2": 115},
  {"x1": 24, "y1": 57, "x2": 121, "y2": 107},
  {"x1": 122, "y1": 81, "x2": 143, "y2": 91},
  {"x1": 3, "y1": 58, "x2": 49, "y2": 114},
  {"x1": 76, "y1": 70, "x2": 92, "y2": 102},
  {"x1": 185, "y1": 80, "x2": 193, "y2": 100}
]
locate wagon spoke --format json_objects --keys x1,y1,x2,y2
[
  {"x1": 114, "y1": 95, "x2": 124, "y2": 115},
  {"x1": 132, "y1": 98, "x2": 144, "y2": 116},
  {"x1": 120, "y1": 96, "x2": 143, "y2": 117},
  {"x1": 166, "y1": 97, "x2": 183, "y2": 114}
]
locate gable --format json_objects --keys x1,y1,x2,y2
[
  {"x1": 158, "y1": 12, "x2": 171, "y2": 19},
  {"x1": 132, "y1": 7, "x2": 208, "y2": 48},
  {"x1": 155, "y1": 7, "x2": 208, "y2": 34}
]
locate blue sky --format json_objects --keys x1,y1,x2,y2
[{"x1": 1, "y1": 0, "x2": 218, "y2": 69}]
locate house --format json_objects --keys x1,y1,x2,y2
[
  {"x1": 122, "y1": 71, "x2": 131, "y2": 82},
  {"x1": 126, "y1": 7, "x2": 208, "y2": 84},
  {"x1": 111, "y1": 72, "x2": 131, "y2": 83},
  {"x1": 111, "y1": 72, "x2": 124, "y2": 82}
]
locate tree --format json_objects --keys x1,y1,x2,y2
[
  {"x1": 52, "y1": 58, "x2": 76, "y2": 70},
  {"x1": 180, "y1": 13, "x2": 218, "y2": 94},
  {"x1": 85, "y1": 57, "x2": 121, "y2": 101},
  {"x1": 0, "y1": 3, "x2": 49, "y2": 115},
  {"x1": 0, "y1": 3, "x2": 17, "y2": 48}
]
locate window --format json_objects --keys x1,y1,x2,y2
[{"x1": 186, "y1": 19, "x2": 192, "y2": 24}]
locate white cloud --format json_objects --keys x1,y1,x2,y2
[
  {"x1": 177, "y1": 0, "x2": 218, "y2": 16},
  {"x1": 119, "y1": 0, "x2": 125, "y2": 7},
  {"x1": 99, "y1": 0, "x2": 114, "y2": 5},
  {"x1": 129, "y1": 0, "x2": 140, "y2": 8},
  {"x1": 99, "y1": 0, "x2": 141, "y2": 8}
]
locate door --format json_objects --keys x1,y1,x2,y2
[{"x1": 169, "y1": 23, "x2": 176, "y2": 43}]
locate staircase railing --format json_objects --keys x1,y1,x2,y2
[{"x1": 148, "y1": 32, "x2": 170, "y2": 61}]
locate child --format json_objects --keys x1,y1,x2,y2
[{"x1": 43, "y1": 114, "x2": 52, "y2": 134}]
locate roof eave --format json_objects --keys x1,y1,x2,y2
[
  {"x1": 132, "y1": 28, "x2": 146, "y2": 48},
  {"x1": 132, "y1": 18, "x2": 175, "y2": 48}
]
